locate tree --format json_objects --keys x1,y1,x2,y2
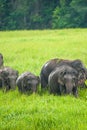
[
  {"x1": 52, "y1": 0, "x2": 74, "y2": 28},
  {"x1": 0, "y1": 0, "x2": 12, "y2": 30},
  {"x1": 52, "y1": 0, "x2": 87, "y2": 28},
  {"x1": 70, "y1": 0, "x2": 87, "y2": 27},
  {"x1": 0, "y1": 0, "x2": 87, "y2": 30}
]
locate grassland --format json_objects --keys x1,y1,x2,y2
[{"x1": 0, "y1": 29, "x2": 87, "y2": 130}]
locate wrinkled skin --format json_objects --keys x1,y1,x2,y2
[
  {"x1": 0, "y1": 70, "x2": 4, "y2": 89},
  {"x1": 0, "y1": 67, "x2": 19, "y2": 91},
  {"x1": 40, "y1": 58, "x2": 87, "y2": 89},
  {"x1": 48, "y1": 65, "x2": 79, "y2": 97},
  {"x1": 16, "y1": 72, "x2": 40, "y2": 94},
  {"x1": 70, "y1": 60, "x2": 87, "y2": 88},
  {"x1": 0, "y1": 53, "x2": 4, "y2": 68},
  {"x1": 40, "y1": 58, "x2": 60, "y2": 89}
]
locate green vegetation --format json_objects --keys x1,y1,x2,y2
[
  {"x1": 0, "y1": 0, "x2": 87, "y2": 30},
  {"x1": 0, "y1": 29, "x2": 87, "y2": 130}
]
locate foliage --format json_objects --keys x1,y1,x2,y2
[
  {"x1": 0, "y1": 29, "x2": 87, "y2": 129},
  {"x1": 70, "y1": 0, "x2": 87, "y2": 27},
  {"x1": 52, "y1": 0, "x2": 87, "y2": 28},
  {"x1": 0, "y1": 0, "x2": 87, "y2": 30}
]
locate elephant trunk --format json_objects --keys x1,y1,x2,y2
[
  {"x1": 65, "y1": 82, "x2": 74, "y2": 94},
  {"x1": 31, "y1": 85, "x2": 37, "y2": 93}
]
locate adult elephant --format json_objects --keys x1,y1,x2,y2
[
  {"x1": 40, "y1": 58, "x2": 60, "y2": 89},
  {"x1": 48, "y1": 65, "x2": 79, "y2": 97},
  {"x1": 40, "y1": 58, "x2": 87, "y2": 90}
]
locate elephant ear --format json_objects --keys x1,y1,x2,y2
[{"x1": 57, "y1": 71, "x2": 66, "y2": 85}]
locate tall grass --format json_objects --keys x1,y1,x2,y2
[{"x1": 0, "y1": 29, "x2": 87, "y2": 130}]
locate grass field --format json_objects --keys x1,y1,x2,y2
[{"x1": 0, "y1": 29, "x2": 87, "y2": 130}]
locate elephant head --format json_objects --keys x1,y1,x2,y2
[
  {"x1": 63, "y1": 73, "x2": 78, "y2": 96},
  {"x1": 71, "y1": 59, "x2": 87, "y2": 87},
  {"x1": 57, "y1": 65, "x2": 79, "y2": 97},
  {"x1": 23, "y1": 75, "x2": 40, "y2": 93},
  {"x1": 7, "y1": 72, "x2": 18, "y2": 90},
  {"x1": 16, "y1": 72, "x2": 40, "y2": 94},
  {"x1": 0, "y1": 67, "x2": 19, "y2": 91}
]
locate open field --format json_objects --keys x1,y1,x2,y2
[{"x1": 0, "y1": 29, "x2": 87, "y2": 130}]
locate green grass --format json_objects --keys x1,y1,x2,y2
[{"x1": 0, "y1": 29, "x2": 87, "y2": 130}]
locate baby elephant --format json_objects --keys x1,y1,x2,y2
[
  {"x1": 0, "y1": 66, "x2": 19, "y2": 91},
  {"x1": 48, "y1": 65, "x2": 79, "y2": 97},
  {"x1": 16, "y1": 72, "x2": 40, "y2": 94}
]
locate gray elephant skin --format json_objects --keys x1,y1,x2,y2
[
  {"x1": 48, "y1": 65, "x2": 79, "y2": 97},
  {"x1": 40, "y1": 58, "x2": 87, "y2": 89},
  {"x1": 0, "y1": 53, "x2": 4, "y2": 68},
  {"x1": 0, "y1": 66, "x2": 19, "y2": 91},
  {"x1": 16, "y1": 72, "x2": 40, "y2": 94}
]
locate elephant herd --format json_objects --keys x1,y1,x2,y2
[{"x1": 0, "y1": 53, "x2": 87, "y2": 97}]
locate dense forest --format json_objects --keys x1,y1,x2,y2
[{"x1": 0, "y1": 0, "x2": 87, "y2": 30}]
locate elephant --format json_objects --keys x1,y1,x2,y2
[
  {"x1": 40, "y1": 58, "x2": 60, "y2": 89},
  {"x1": 0, "y1": 53, "x2": 4, "y2": 68},
  {"x1": 40, "y1": 58, "x2": 87, "y2": 90},
  {"x1": 0, "y1": 66, "x2": 19, "y2": 91},
  {"x1": 16, "y1": 72, "x2": 40, "y2": 94},
  {"x1": 0, "y1": 69, "x2": 4, "y2": 89},
  {"x1": 70, "y1": 59, "x2": 87, "y2": 88},
  {"x1": 48, "y1": 65, "x2": 79, "y2": 97}
]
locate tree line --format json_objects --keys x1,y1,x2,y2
[{"x1": 0, "y1": 0, "x2": 87, "y2": 30}]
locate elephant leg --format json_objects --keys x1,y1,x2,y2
[
  {"x1": 2, "y1": 79, "x2": 7, "y2": 92},
  {"x1": 59, "y1": 84, "x2": 66, "y2": 95},
  {"x1": 59, "y1": 84, "x2": 63, "y2": 95},
  {"x1": 49, "y1": 82, "x2": 58, "y2": 95},
  {"x1": 73, "y1": 87, "x2": 78, "y2": 98},
  {"x1": 6, "y1": 85, "x2": 10, "y2": 91},
  {"x1": 41, "y1": 75, "x2": 48, "y2": 90}
]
